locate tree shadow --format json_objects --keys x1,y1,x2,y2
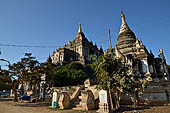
[
  {"x1": 113, "y1": 105, "x2": 151, "y2": 113},
  {"x1": 14, "y1": 102, "x2": 49, "y2": 107},
  {"x1": 0, "y1": 97, "x2": 13, "y2": 101}
]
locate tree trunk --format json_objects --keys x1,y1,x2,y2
[
  {"x1": 108, "y1": 86, "x2": 114, "y2": 112},
  {"x1": 135, "y1": 90, "x2": 139, "y2": 105},
  {"x1": 115, "y1": 92, "x2": 120, "y2": 109},
  {"x1": 112, "y1": 91, "x2": 120, "y2": 110},
  {"x1": 42, "y1": 83, "x2": 46, "y2": 101},
  {"x1": 12, "y1": 81, "x2": 18, "y2": 102}
]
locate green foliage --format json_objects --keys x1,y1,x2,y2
[
  {"x1": 78, "y1": 84, "x2": 85, "y2": 89},
  {"x1": 52, "y1": 62, "x2": 88, "y2": 86},
  {"x1": 90, "y1": 55, "x2": 96, "y2": 62},
  {"x1": 68, "y1": 87, "x2": 76, "y2": 95},
  {"x1": 0, "y1": 74, "x2": 11, "y2": 91},
  {"x1": 92, "y1": 52, "x2": 148, "y2": 110},
  {"x1": 8, "y1": 53, "x2": 41, "y2": 87},
  {"x1": 92, "y1": 54, "x2": 123, "y2": 91},
  {"x1": 92, "y1": 52, "x2": 147, "y2": 98},
  {"x1": 0, "y1": 66, "x2": 12, "y2": 91},
  {"x1": 0, "y1": 82, "x2": 11, "y2": 91}
]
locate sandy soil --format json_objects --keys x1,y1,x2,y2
[
  {"x1": 0, "y1": 98, "x2": 88, "y2": 113},
  {"x1": 0, "y1": 98, "x2": 57, "y2": 113},
  {"x1": 0, "y1": 97, "x2": 170, "y2": 113}
]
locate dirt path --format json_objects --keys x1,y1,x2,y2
[
  {"x1": 0, "y1": 98, "x2": 58, "y2": 113},
  {"x1": 0, "y1": 98, "x2": 87, "y2": 113},
  {"x1": 1, "y1": 98, "x2": 170, "y2": 113}
]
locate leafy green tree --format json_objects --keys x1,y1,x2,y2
[
  {"x1": 7, "y1": 53, "x2": 41, "y2": 102},
  {"x1": 0, "y1": 59, "x2": 12, "y2": 91},
  {"x1": 92, "y1": 52, "x2": 147, "y2": 111},
  {"x1": 52, "y1": 62, "x2": 88, "y2": 86},
  {"x1": 0, "y1": 72, "x2": 11, "y2": 91}
]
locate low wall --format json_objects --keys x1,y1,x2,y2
[
  {"x1": 121, "y1": 81, "x2": 170, "y2": 105},
  {"x1": 52, "y1": 86, "x2": 78, "y2": 95},
  {"x1": 52, "y1": 81, "x2": 170, "y2": 106}
]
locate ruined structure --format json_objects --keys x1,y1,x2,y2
[
  {"x1": 114, "y1": 11, "x2": 169, "y2": 80},
  {"x1": 52, "y1": 24, "x2": 103, "y2": 65}
]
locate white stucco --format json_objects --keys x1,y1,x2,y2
[{"x1": 141, "y1": 59, "x2": 148, "y2": 73}]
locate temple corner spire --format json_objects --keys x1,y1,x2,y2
[{"x1": 108, "y1": 29, "x2": 112, "y2": 49}]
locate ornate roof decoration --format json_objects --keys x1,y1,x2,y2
[
  {"x1": 159, "y1": 49, "x2": 165, "y2": 59},
  {"x1": 115, "y1": 46, "x2": 124, "y2": 58}
]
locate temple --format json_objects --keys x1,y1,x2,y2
[
  {"x1": 51, "y1": 11, "x2": 169, "y2": 80},
  {"x1": 51, "y1": 24, "x2": 103, "y2": 65},
  {"x1": 114, "y1": 11, "x2": 169, "y2": 80}
]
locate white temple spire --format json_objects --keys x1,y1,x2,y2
[
  {"x1": 121, "y1": 10, "x2": 126, "y2": 24},
  {"x1": 119, "y1": 10, "x2": 131, "y2": 34}
]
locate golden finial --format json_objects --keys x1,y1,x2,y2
[{"x1": 78, "y1": 24, "x2": 82, "y2": 33}]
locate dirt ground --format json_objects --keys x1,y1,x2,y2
[
  {"x1": 0, "y1": 97, "x2": 170, "y2": 113},
  {"x1": 0, "y1": 98, "x2": 95, "y2": 113}
]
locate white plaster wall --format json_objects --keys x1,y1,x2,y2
[{"x1": 141, "y1": 59, "x2": 148, "y2": 73}]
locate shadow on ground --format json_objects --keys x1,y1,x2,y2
[
  {"x1": 0, "y1": 97, "x2": 13, "y2": 101},
  {"x1": 14, "y1": 102, "x2": 49, "y2": 107},
  {"x1": 0, "y1": 97, "x2": 50, "y2": 107},
  {"x1": 112, "y1": 105, "x2": 151, "y2": 113}
]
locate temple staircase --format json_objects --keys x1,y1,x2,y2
[
  {"x1": 70, "y1": 87, "x2": 85, "y2": 110},
  {"x1": 72, "y1": 93, "x2": 83, "y2": 110}
]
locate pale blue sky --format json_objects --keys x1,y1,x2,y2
[{"x1": 0, "y1": 0, "x2": 170, "y2": 67}]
